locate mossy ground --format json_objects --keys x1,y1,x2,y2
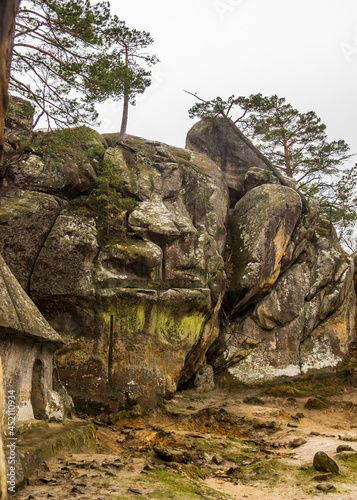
[{"x1": 262, "y1": 365, "x2": 356, "y2": 399}]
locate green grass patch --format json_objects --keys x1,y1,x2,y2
[
  {"x1": 264, "y1": 372, "x2": 351, "y2": 399},
  {"x1": 228, "y1": 457, "x2": 297, "y2": 486},
  {"x1": 137, "y1": 469, "x2": 227, "y2": 499},
  {"x1": 334, "y1": 453, "x2": 357, "y2": 482}
]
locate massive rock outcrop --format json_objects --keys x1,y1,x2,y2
[
  {"x1": 0, "y1": 110, "x2": 229, "y2": 412},
  {"x1": 187, "y1": 117, "x2": 356, "y2": 385},
  {"x1": 0, "y1": 102, "x2": 355, "y2": 413}
]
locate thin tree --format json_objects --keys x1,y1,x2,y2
[{"x1": 103, "y1": 17, "x2": 158, "y2": 141}]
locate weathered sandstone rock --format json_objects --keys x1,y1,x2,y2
[
  {"x1": 31, "y1": 212, "x2": 99, "y2": 300},
  {"x1": 211, "y1": 231, "x2": 355, "y2": 384},
  {"x1": 6, "y1": 149, "x2": 96, "y2": 198},
  {"x1": 1, "y1": 96, "x2": 34, "y2": 177},
  {"x1": 186, "y1": 117, "x2": 269, "y2": 206},
  {"x1": 0, "y1": 187, "x2": 62, "y2": 291},
  {"x1": 1, "y1": 102, "x2": 356, "y2": 412},
  {"x1": 185, "y1": 117, "x2": 356, "y2": 387},
  {"x1": 226, "y1": 183, "x2": 302, "y2": 316},
  {"x1": 1, "y1": 119, "x2": 229, "y2": 411}
]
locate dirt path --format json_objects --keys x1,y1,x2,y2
[{"x1": 14, "y1": 386, "x2": 357, "y2": 499}]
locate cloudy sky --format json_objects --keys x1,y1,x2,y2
[{"x1": 96, "y1": 0, "x2": 357, "y2": 162}]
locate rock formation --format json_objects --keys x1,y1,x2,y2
[
  {"x1": 186, "y1": 117, "x2": 268, "y2": 207},
  {"x1": 0, "y1": 107, "x2": 229, "y2": 412},
  {"x1": 0, "y1": 101, "x2": 355, "y2": 413},
  {"x1": 187, "y1": 117, "x2": 356, "y2": 385}
]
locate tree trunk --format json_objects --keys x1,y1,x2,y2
[
  {"x1": 283, "y1": 135, "x2": 293, "y2": 177},
  {"x1": 119, "y1": 93, "x2": 129, "y2": 142},
  {"x1": 0, "y1": 0, "x2": 20, "y2": 161},
  {"x1": 119, "y1": 46, "x2": 129, "y2": 143}
]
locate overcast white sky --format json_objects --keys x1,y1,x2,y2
[{"x1": 96, "y1": 0, "x2": 357, "y2": 162}]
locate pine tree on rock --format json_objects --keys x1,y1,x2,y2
[{"x1": 188, "y1": 92, "x2": 356, "y2": 244}]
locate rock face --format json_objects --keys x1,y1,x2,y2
[
  {"x1": 186, "y1": 117, "x2": 269, "y2": 206},
  {"x1": 0, "y1": 103, "x2": 355, "y2": 411},
  {"x1": 1, "y1": 96, "x2": 34, "y2": 175},
  {"x1": 226, "y1": 183, "x2": 302, "y2": 315},
  {"x1": 0, "y1": 112, "x2": 229, "y2": 412},
  {"x1": 189, "y1": 118, "x2": 356, "y2": 386}
]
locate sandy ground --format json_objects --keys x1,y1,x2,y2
[{"x1": 13, "y1": 386, "x2": 357, "y2": 500}]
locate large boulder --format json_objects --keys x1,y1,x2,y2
[
  {"x1": 6, "y1": 153, "x2": 97, "y2": 198},
  {"x1": 4, "y1": 126, "x2": 104, "y2": 198},
  {"x1": 30, "y1": 212, "x2": 99, "y2": 300},
  {"x1": 0, "y1": 187, "x2": 62, "y2": 291},
  {"x1": 186, "y1": 118, "x2": 356, "y2": 385},
  {"x1": 226, "y1": 183, "x2": 302, "y2": 316},
  {"x1": 186, "y1": 117, "x2": 271, "y2": 206}
]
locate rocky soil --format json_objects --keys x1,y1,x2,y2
[{"x1": 14, "y1": 384, "x2": 357, "y2": 500}]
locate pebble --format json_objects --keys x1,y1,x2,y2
[
  {"x1": 212, "y1": 455, "x2": 224, "y2": 465},
  {"x1": 143, "y1": 464, "x2": 156, "y2": 471}
]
